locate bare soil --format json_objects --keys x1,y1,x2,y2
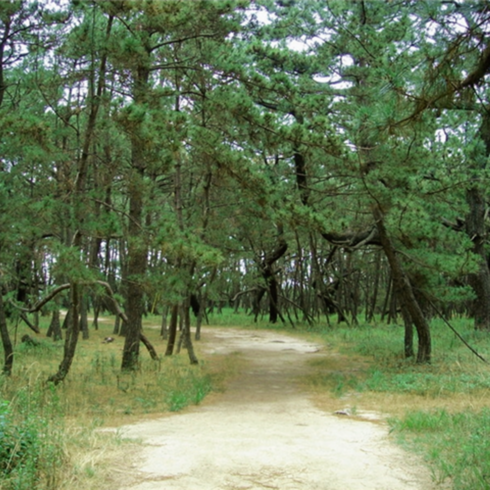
[{"x1": 112, "y1": 327, "x2": 438, "y2": 490}]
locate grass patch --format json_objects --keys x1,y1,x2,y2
[
  {"x1": 390, "y1": 408, "x2": 490, "y2": 489},
  {"x1": 0, "y1": 313, "x2": 239, "y2": 489},
  {"x1": 301, "y1": 315, "x2": 490, "y2": 489}
]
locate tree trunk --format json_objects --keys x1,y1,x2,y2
[
  {"x1": 260, "y1": 235, "x2": 288, "y2": 323},
  {"x1": 374, "y1": 207, "x2": 431, "y2": 363},
  {"x1": 48, "y1": 282, "x2": 81, "y2": 384},
  {"x1": 165, "y1": 304, "x2": 179, "y2": 356},
  {"x1": 182, "y1": 301, "x2": 199, "y2": 365},
  {"x1": 121, "y1": 61, "x2": 150, "y2": 371},
  {"x1": 140, "y1": 333, "x2": 158, "y2": 361},
  {"x1": 113, "y1": 314, "x2": 120, "y2": 335},
  {"x1": 465, "y1": 187, "x2": 490, "y2": 329},
  {"x1": 400, "y1": 304, "x2": 414, "y2": 358},
  {"x1": 47, "y1": 309, "x2": 62, "y2": 341},
  {"x1": 0, "y1": 292, "x2": 13, "y2": 376},
  {"x1": 195, "y1": 292, "x2": 205, "y2": 341}
]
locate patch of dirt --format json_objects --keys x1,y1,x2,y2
[{"x1": 112, "y1": 328, "x2": 438, "y2": 490}]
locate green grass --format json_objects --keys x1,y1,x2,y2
[
  {"x1": 302, "y1": 314, "x2": 490, "y2": 490},
  {"x1": 0, "y1": 312, "x2": 236, "y2": 490},
  {"x1": 3, "y1": 308, "x2": 490, "y2": 489},
  {"x1": 390, "y1": 409, "x2": 490, "y2": 489}
]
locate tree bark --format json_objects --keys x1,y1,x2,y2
[
  {"x1": 48, "y1": 282, "x2": 81, "y2": 384},
  {"x1": 374, "y1": 207, "x2": 431, "y2": 363},
  {"x1": 465, "y1": 187, "x2": 490, "y2": 329},
  {"x1": 47, "y1": 308, "x2": 62, "y2": 341},
  {"x1": 0, "y1": 292, "x2": 13, "y2": 376},
  {"x1": 260, "y1": 236, "x2": 288, "y2": 323},
  {"x1": 121, "y1": 60, "x2": 150, "y2": 370},
  {"x1": 165, "y1": 304, "x2": 179, "y2": 356}
]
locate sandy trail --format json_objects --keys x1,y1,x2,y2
[{"x1": 115, "y1": 327, "x2": 436, "y2": 490}]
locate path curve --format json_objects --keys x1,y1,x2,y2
[{"x1": 116, "y1": 327, "x2": 436, "y2": 490}]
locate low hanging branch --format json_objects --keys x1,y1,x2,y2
[
  {"x1": 10, "y1": 281, "x2": 158, "y2": 360},
  {"x1": 428, "y1": 299, "x2": 488, "y2": 364}
]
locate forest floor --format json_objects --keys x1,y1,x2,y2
[{"x1": 107, "y1": 327, "x2": 441, "y2": 490}]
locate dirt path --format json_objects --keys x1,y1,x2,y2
[{"x1": 115, "y1": 327, "x2": 437, "y2": 490}]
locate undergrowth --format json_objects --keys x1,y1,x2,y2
[{"x1": 0, "y1": 313, "x2": 234, "y2": 490}]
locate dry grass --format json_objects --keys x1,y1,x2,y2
[
  {"x1": 0, "y1": 314, "x2": 242, "y2": 490},
  {"x1": 302, "y1": 337, "x2": 490, "y2": 418}
]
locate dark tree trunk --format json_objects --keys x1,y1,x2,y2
[
  {"x1": 253, "y1": 287, "x2": 266, "y2": 322},
  {"x1": 182, "y1": 301, "x2": 198, "y2": 365},
  {"x1": 140, "y1": 333, "x2": 158, "y2": 361},
  {"x1": 374, "y1": 207, "x2": 431, "y2": 363},
  {"x1": 400, "y1": 304, "x2": 414, "y2": 358},
  {"x1": 47, "y1": 309, "x2": 62, "y2": 341},
  {"x1": 121, "y1": 61, "x2": 149, "y2": 371},
  {"x1": 266, "y1": 270, "x2": 280, "y2": 323},
  {"x1": 48, "y1": 282, "x2": 81, "y2": 384},
  {"x1": 165, "y1": 304, "x2": 179, "y2": 356},
  {"x1": 260, "y1": 235, "x2": 288, "y2": 324},
  {"x1": 366, "y1": 249, "x2": 382, "y2": 322},
  {"x1": 92, "y1": 299, "x2": 100, "y2": 330},
  {"x1": 466, "y1": 187, "x2": 490, "y2": 329},
  {"x1": 113, "y1": 314, "x2": 121, "y2": 335},
  {"x1": 0, "y1": 292, "x2": 13, "y2": 376},
  {"x1": 62, "y1": 307, "x2": 72, "y2": 330},
  {"x1": 195, "y1": 293, "x2": 205, "y2": 341}
]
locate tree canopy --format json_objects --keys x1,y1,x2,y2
[{"x1": 1, "y1": 0, "x2": 490, "y2": 377}]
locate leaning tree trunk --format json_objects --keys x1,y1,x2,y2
[
  {"x1": 374, "y1": 207, "x2": 431, "y2": 363},
  {"x1": 48, "y1": 282, "x2": 81, "y2": 384}
]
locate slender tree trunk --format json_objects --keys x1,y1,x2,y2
[
  {"x1": 366, "y1": 249, "x2": 382, "y2": 322},
  {"x1": 140, "y1": 333, "x2": 158, "y2": 361},
  {"x1": 92, "y1": 300, "x2": 100, "y2": 330},
  {"x1": 165, "y1": 304, "x2": 179, "y2": 356},
  {"x1": 400, "y1": 304, "x2": 414, "y2": 358},
  {"x1": 182, "y1": 301, "x2": 198, "y2": 365},
  {"x1": 113, "y1": 314, "x2": 120, "y2": 335},
  {"x1": 195, "y1": 292, "x2": 205, "y2": 340},
  {"x1": 48, "y1": 282, "x2": 81, "y2": 384},
  {"x1": 374, "y1": 207, "x2": 431, "y2": 363},
  {"x1": 0, "y1": 292, "x2": 13, "y2": 376}
]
